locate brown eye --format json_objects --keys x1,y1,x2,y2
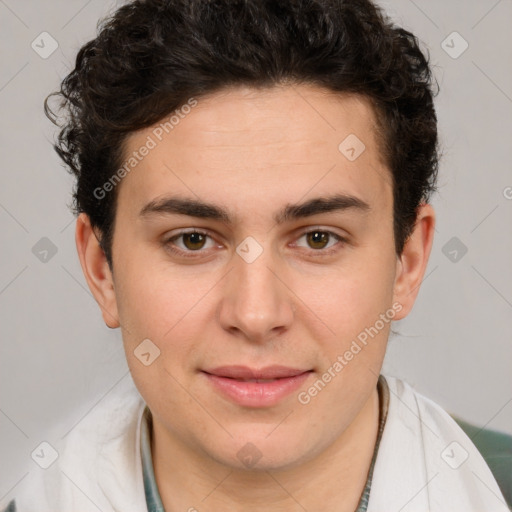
[
  {"x1": 306, "y1": 231, "x2": 331, "y2": 250},
  {"x1": 294, "y1": 229, "x2": 346, "y2": 256},
  {"x1": 164, "y1": 230, "x2": 216, "y2": 257},
  {"x1": 182, "y1": 232, "x2": 207, "y2": 250}
]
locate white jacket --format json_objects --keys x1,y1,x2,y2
[{"x1": 4, "y1": 374, "x2": 509, "y2": 512}]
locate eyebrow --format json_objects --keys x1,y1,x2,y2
[{"x1": 139, "y1": 193, "x2": 371, "y2": 225}]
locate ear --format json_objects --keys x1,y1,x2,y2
[
  {"x1": 392, "y1": 203, "x2": 436, "y2": 320},
  {"x1": 75, "y1": 213, "x2": 120, "y2": 328}
]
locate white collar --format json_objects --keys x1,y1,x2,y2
[{"x1": 9, "y1": 374, "x2": 508, "y2": 512}]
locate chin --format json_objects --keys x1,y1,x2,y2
[{"x1": 205, "y1": 429, "x2": 318, "y2": 472}]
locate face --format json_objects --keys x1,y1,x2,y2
[{"x1": 92, "y1": 84, "x2": 412, "y2": 470}]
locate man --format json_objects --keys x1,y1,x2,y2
[{"x1": 3, "y1": 0, "x2": 511, "y2": 510}]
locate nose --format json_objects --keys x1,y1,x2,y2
[{"x1": 217, "y1": 243, "x2": 295, "y2": 344}]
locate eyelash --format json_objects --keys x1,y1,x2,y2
[{"x1": 162, "y1": 228, "x2": 347, "y2": 259}]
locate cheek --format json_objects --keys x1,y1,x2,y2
[
  {"x1": 113, "y1": 257, "x2": 214, "y2": 365},
  {"x1": 113, "y1": 248, "x2": 196, "y2": 332},
  {"x1": 301, "y1": 255, "x2": 395, "y2": 415},
  {"x1": 317, "y1": 250, "x2": 396, "y2": 331},
  {"x1": 113, "y1": 265, "x2": 205, "y2": 404}
]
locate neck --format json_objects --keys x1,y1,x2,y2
[
  {"x1": 152, "y1": 388, "x2": 379, "y2": 512},
  {"x1": 151, "y1": 385, "x2": 380, "y2": 512}
]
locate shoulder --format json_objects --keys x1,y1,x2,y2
[
  {"x1": 2, "y1": 375, "x2": 147, "y2": 512},
  {"x1": 450, "y1": 414, "x2": 512, "y2": 511},
  {"x1": 1, "y1": 500, "x2": 16, "y2": 512},
  {"x1": 383, "y1": 375, "x2": 512, "y2": 511}
]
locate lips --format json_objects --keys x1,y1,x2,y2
[
  {"x1": 201, "y1": 365, "x2": 313, "y2": 407},
  {"x1": 203, "y1": 365, "x2": 310, "y2": 380}
]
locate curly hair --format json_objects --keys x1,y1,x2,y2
[{"x1": 45, "y1": 0, "x2": 439, "y2": 268}]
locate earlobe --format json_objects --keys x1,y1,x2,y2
[
  {"x1": 75, "y1": 213, "x2": 120, "y2": 328},
  {"x1": 392, "y1": 204, "x2": 436, "y2": 320}
]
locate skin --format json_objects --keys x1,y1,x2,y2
[{"x1": 76, "y1": 83, "x2": 435, "y2": 511}]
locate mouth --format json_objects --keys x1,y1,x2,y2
[
  {"x1": 201, "y1": 365, "x2": 313, "y2": 407},
  {"x1": 203, "y1": 365, "x2": 311, "y2": 379}
]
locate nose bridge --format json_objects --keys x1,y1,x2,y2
[{"x1": 219, "y1": 237, "x2": 293, "y2": 340}]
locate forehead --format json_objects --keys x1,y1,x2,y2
[
  {"x1": 118, "y1": 84, "x2": 392, "y2": 219},
  {"x1": 149, "y1": 84, "x2": 383, "y2": 158}
]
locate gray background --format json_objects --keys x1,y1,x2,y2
[{"x1": 1, "y1": 0, "x2": 511, "y2": 500}]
